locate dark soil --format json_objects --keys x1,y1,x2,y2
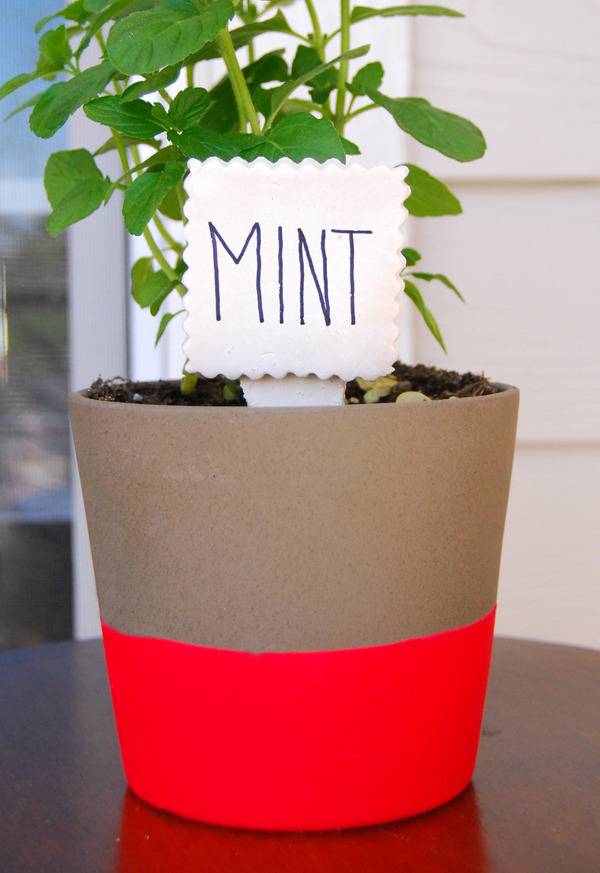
[
  {"x1": 346, "y1": 362, "x2": 499, "y2": 404},
  {"x1": 86, "y1": 363, "x2": 499, "y2": 407},
  {"x1": 86, "y1": 376, "x2": 246, "y2": 406}
]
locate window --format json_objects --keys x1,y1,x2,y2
[{"x1": 0, "y1": 1, "x2": 71, "y2": 648}]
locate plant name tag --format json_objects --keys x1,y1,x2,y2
[{"x1": 183, "y1": 158, "x2": 409, "y2": 382}]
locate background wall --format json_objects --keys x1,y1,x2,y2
[{"x1": 408, "y1": 0, "x2": 600, "y2": 648}]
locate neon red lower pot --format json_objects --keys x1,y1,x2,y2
[{"x1": 70, "y1": 386, "x2": 518, "y2": 831}]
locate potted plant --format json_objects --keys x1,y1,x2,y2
[{"x1": 2, "y1": 0, "x2": 519, "y2": 831}]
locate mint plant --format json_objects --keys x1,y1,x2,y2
[{"x1": 1, "y1": 1, "x2": 485, "y2": 393}]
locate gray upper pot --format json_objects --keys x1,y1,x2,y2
[{"x1": 69, "y1": 386, "x2": 519, "y2": 653}]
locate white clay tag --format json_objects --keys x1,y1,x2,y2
[
  {"x1": 182, "y1": 158, "x2": 409, "y2": 388},
  {"x1": 241, "y1": 374, "x2": 346, "y2": 407}
]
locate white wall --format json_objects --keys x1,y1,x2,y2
[
  {"x1": 409, "y1": 0, "x2": 600, "y2": 648},
  {"x1": 69, "y1": 83, "x2": 128, "y2": 641}
]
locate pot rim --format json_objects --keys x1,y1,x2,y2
[{"x1": 69, "y1": 382, "x2": 518, "y2": 417}]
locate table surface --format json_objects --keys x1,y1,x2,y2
[{"x1": 0, "y1": 637, "x2": 598, "y2": 873}]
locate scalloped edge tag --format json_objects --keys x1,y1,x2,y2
[{"x1": 182, "y1": 158, "x2": 409, "y2": 382}]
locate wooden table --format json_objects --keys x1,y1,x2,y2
[{"x1": 1, "y1": 638, "x2": 598, "y2": 873}]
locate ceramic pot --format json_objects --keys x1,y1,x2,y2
[{"x1": 69, "y1": 385, "x2": 519, "y2": 831}]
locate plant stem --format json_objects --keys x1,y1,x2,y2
[
  {"x1": 285, "y1": 98, "x2": 330, "y2": 116},
  {"x1": 175, "y1": 182, "x2": 186, "y2": 223},
  {"x1": 96, "y1": 30, "x2": 107, "y2": 54},
  {"x1": 246, "y1": 1, "x2": 256, "y2": 65},
  {"x1": 216, "y1": 30, "x2": 246, "y2": 130},
  {"x1": 112, "y1": 127, "x2": 129, "y2": 173},
  {"x1": 143, "y1": 228, "x2": 180, "y2": 283},
  {"x1": 180, "y1": 371, "x2": 199, "y2": 395},
  {"x1": 186, "y1": 64, "x2": 194, "y2": 87},
  {"x1": 345, "y1": 103, "x2": 377, "y2": 122},
  {"x1": 334, "y1": 0, "x2": 351, "y2": 134},
  {"x1": 305, "y1": 0, "x2": 325, "y2": 59},
  {"x1": 216, "y1": 28, "x2": 261, "y2": 135},
  {"x1": 153, "y1": 213, "x2": 181, "y2": 252}
]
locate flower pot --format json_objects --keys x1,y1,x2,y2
[{"x1": 69, "y1": 385, "x2": 518, "y2": 831}]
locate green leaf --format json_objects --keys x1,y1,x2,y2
[
  {"x1": 232, "y1": 8, "x2": 295, "y2": 37},
  {"x1": 131, "y1": 256, "x2": 153, "y2": 300},
  {"x1": 403, "y1": 279, "x2": 447, "y2": 352},
  {"x1": 200, "y1": 88, "x2": 238, "y2": 132},
  {"x1": 94, "y1": 133, "x2": 158, "y2": 155},
  {"x1": 131, "y1": 255, "x2": 180, "y2": 313},
  {"x1": 267, "y1": 44, "x2": 370, "y2": 125},
  {"x1": 84, "y1": 0, "x2": 114, "y2": 11},
  {"x1": 37, "y1": 26, "x2": 72, "y2": 71},
  {"x1": 291, "y1": 45, "x2": 337, "y2": 87},
  {"x1": 402, "y1": 247, "x2": 421, "y2": 267},
  {"x1": 132, "y1": 264, "x2": 175, "y2": 308},
  {"x1": 0, "y1": 28, "x2": 72, "y2": 104},
  {"x1": 76, "y1": 0, "x2": 158, "y2": 58},
  {"x1": 349, "y1": 61, "x2": 383, "y2": 96},
  {"x1": 150, "y1": 286, "x2": 175, "y2": 315},
  {"x1": 200, "y1": 51, "x2": 287, "y2": 133},
  {"x1": 369, "y1": 93, "x2": 486, "y2": 162},
  {"x1": 66, "y1": 0, "x2": 90, "y2": 18},
  {"x1": 291, "y1": 45, "x2": 336, "y2": 103},
  {"x1": 172, "y1": 128, "x2": 264, "y2": 161},
  {"x1": 350, "y1": 5, "x2": 463, "y2": 23},
  {"x1": 241, "y1": 114, "x2": 345, "y2": 163},
  {"x1": 290, "y1": 45, "x2": 319, "y2": 79},
  {"x1": 176, "y1": 115, "x2": 346, "y2": 165},
  {"x1": 191, "y1": 10, "x2": 295, "y2": 61},
  {"x1": 158, "y1": 185, "x2": 183, "y2": 220},
  {"x1": 168, "y1": 87, "x2": 210, "y2": 129},
  {"x1": 35, "y1": 13, "x2": 61, "y2": 34},
  {"x1": 107, "y1": 146, "x2": 182, "y2": 197},
  {"x1": 88, "y1": 0, "x2": 154, "y2": 13},
  {"x1": 251, "y1": 85, "x2": 277, "y2": 118},
  {"x1": 135, "y1": 145, "x2": 183, "y2": 171},
  {"x1": 44, "y1": 148, "x2": 110, "y2": 236},
  {"x1": 121, "y1": 65, "x2": 182, "y2": 101},
  {"x1": 123, "y1": 162, "x2": 185, "y2": 235},
  {"x1": 0, "y1": 71, "x2": 53, "y2": 102},
  {"x1": 408, "y1": 271, "x2": 464, "y2": 301},
  {"x1": 341, "y1": 136, "x2": 361, "y2": 155},
  {"x1": 405, "y1": 163, "x2": 462, "y2": 216},
  {"x1": 3, "y1": 91, "x2": 44, "y2": 122},
  {"x1": 155, "y1": 309, "x2": 184, "y2": 344},
  {"x1": 30, "y1": 61, "x2": 115, "y2": 138},
  {"x1": 246, "y1": 51, "x2": 288, "y2": 85},
  {"x1": 35, "y1": 1, "x2": 88, "y2": 34},
  {"x1": 107, "y1": 0, "x2": 235, "y2": 75},
  {"x1": 84, "y1": 95, "x2": 165, "y2": 137},
  {"x1": 150, "y1": 102, "x2": 171, "y2": 128},
  {"x1": 260, "y1": 113, "x2": 346, "y2": 163}
]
